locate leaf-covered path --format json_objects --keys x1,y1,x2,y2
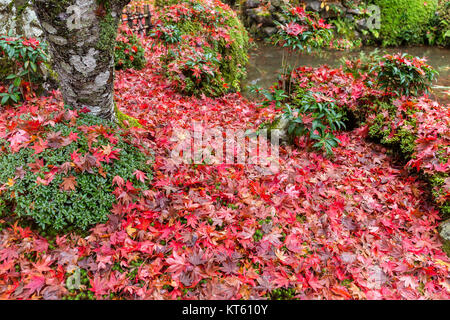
[{"x1": 0, "y1": 38, "x2": 449, "y2": 300}]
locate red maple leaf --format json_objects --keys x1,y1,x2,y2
[{"x1": 60, "y1": 176, "x2": 77, "y2": 191}]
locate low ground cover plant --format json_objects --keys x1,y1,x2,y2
[{"x1": 0, "y1": 103, "x2": 153, "y2": 232}]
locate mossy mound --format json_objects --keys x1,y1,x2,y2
[
  {"x1": 371, "y1": 0, "x2": 438, "y2": 46},
  {"x1": 150, "y1": 0, "x2": 249, "y2": 97}
]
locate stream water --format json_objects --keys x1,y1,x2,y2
[{"x1": 244, "y1": 43, "x2": 450, "y2": 105}]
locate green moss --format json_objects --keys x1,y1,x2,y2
[
  {"x1": 371, "y1": 0, "x2": 439, "y2": 46},
  {"x1": 430, "y1": 173, "x2": 450, "y2": 217},
  {"x1": 97, "y1": 12, "x2": 119, "y2": 61},
  {"x1": 114, "y1": 104, "x2": 142, "y2": 128}
]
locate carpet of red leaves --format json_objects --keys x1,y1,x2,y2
[{"x1": 0, "y1": 37, "x2": 449, "y2": 300}]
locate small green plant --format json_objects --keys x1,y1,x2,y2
[
  {"x1": 272, "y1": 6, "x2": 333, "y2": 53},
  {"x1": 115, "y1": 24, "x2": 146, "y2": 71},
  {"x1": 0, "y1": 35, "x2": 49, "y2": 105},
  {"x1": 372, "y1": 53, "x2": 439, "y2": 97},
  {"x1": 268, "y1": 287, "x2": 298, "y2": 300},
  {"x1": 249, "y1": 85, "x2": 288, "y2": 109},
  {"x1": 285, "y1": 91, "x2": 346, "y2": 156}
]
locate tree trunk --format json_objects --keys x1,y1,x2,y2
[{"x1": 32, "y1": 0, "x2": 131, "y2": 121}]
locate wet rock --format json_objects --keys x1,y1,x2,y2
[
  {"x1": 246, "y1": 8, "x2": 258, "y2": 19},
  {"x1": 246, "y1": 0, "x2": 260, "y2": 9},
  {"x1": 305, "y1": 0, "x2": 321, "y2": 12},
  {"x1": 263, "y1": 26, "x2": 277, "y2": 36},
  {"x1": 356, "y1": 18, "x2": 369, "y2": 31},
  {"x1": 345, "y1": 14, "x2": 355, "y2": 22},
  {"x1": 439, "y1": 219, "x2": 450, "y2": 256},
  {"x1": 347, "y1": 8, "x2": 362, "y2": 16}
]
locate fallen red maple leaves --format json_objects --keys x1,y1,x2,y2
[{"x1": 0, "y1": 35, "x2": 449, "y2": 300}]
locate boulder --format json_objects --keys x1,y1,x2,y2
[
  {"x1": 305, "y1": 0, "x2": 321, "y2": 12},
  {"x1": 245, "y1": 0, "x2": 260, "y2": 9},
  {"x1": 355, "y1": 18, "x2": 369, "y2": 31},
  {"x1": 263, "y1": 26, "x2": 277, "y2": 36}
]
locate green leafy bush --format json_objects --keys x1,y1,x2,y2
[
  {"x1": 0, "y1": 36, "x2": 49, "y2": 105},
  {"x1": 428, "y1": 0, "x2": 450, "y2": 47},
  {"x1": 272, "y1": 6, "x2": 333, "y2": 53},
  {"x1": 0, "y1": 108, "x2": 153, "y2": 232},
  {"x1": 372, "y1": 53, "x2": 439, "y2": 97},
  {"x1": 366, "y1": 101, "x2": 418, "y2": 158},
  {"x1": 115, "y1": 24, "x2": 146, "y2": 70},
  {"x1": 150, "y1": 0, "x2": 249, "y2": 97},
  {"x1": 260, "y1": 87, "x2": 346, "y2": 156},
  {"x1": 285, "y1": 90, "x2": 346, "y2": 155},
  {"x1": 371, "y1": 0, "x2": 438, "y2": 46}
]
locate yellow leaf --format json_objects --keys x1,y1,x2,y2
[
  {"x1": 7, "y1": 178, "x2": 15, "y2": 187},
  {"x1": 126, "y1": 224, "x2": 137, "y2": 237},
  {"x1": 435, "y1": 259, "x2": 450, "y2": 269},
  {"x1": 326, "y1": 5, "x2": 329, "y2": 11},
  {"x1": 321, "y1": 2, "x2": 325, "y2": 8}
]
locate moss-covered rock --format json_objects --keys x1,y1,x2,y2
[
  {"x1": 439, "y1": 219, "x2": 450, "y2": 256},
  {"x1": 150, "y1": 0, "x2": 249, "y2": 97},
  {"x1": 372, "y1": 0, "x2": 438, "y2": 46},
  {"x1": 114, "y1": 103, "x2": 142, "y2": 128},
  {"x1": 0, "y1": 107, "x2": 152, "y2": 232}
]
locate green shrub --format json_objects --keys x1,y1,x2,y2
[
  {"x1": 262, "y1": 87, "x2": 346, "y2": 156},
  {"x1": 150, "y1": 0, "x2": 249, "y2": 97},
  {"x1": 366, "y1": 101, "x2": 418, "y2": 158},
  {"x1": 0, "y1": 36, "x2": 49, "y2": 105},
  {"x1": 271, "y1": 6, "x2": 333, "y2": 53},
  {"x1": 428, "y1": 0, "x2": 450, "y2": 47},
  {"x1": 371, "y1": 0, "x2": 438, "y2": 46},
  {"x1": 372, "y1": 53, "x2": 439, "y2": 97},
  {"x1": 0, "y1": 108, "x2": 153, "y2": 232},
  {"x1": 115, "y1": 24, "x2": 146, "y2": 70}
]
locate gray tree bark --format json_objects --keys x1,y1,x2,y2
[{"x1": 32, "y1": 0, "x2": 131, "y2": 121}]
